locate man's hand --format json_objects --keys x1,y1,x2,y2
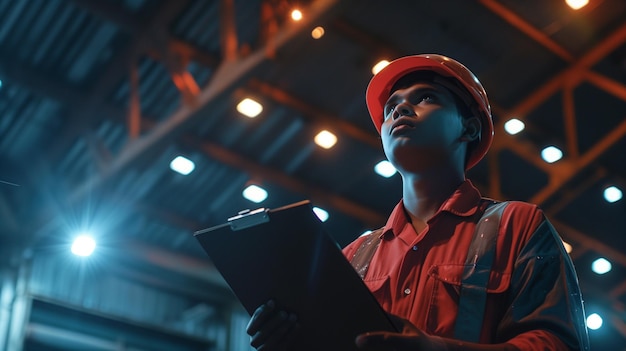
[
  {"x1": 246, "y1": 300, "x2": 298, "y2": 351},
  {"x1": 355, "y1": 314, "x2": 446, "y2": 351}
]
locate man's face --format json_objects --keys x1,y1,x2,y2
[{"x1": 380, "y1": 81, "x2": 467, "y2": 173}]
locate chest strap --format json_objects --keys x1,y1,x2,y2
[{"x1": 453, "y1": 200, "x2": 508, "y2": 342}]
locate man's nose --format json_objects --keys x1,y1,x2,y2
[{"x1": 393, "y1": 102, "x2": 414, "y2": 119}]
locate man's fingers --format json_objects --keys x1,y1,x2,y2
[
  {"x1": 250, "y1": 310, "x2": 290, "y2": 348},
  {"x1": 256, "y1": 314, "x2": 299, "y2": 351},
  {"x1": 246, "y1": 300, "x2": 276, "y2": 336}
]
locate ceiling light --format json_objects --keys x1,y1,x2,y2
[
  {"x1": 562, "y1": 240, "x2": 572, "y2": 254},
  {"x1": 71, "y1": 234, "x2": 96, "y2": 257},
  {"x1": 311, "y1": 26, "x2": 325, "y2": 39},
  {"x1": 374, "y1": 160, "x2": 397, "y2": 178},
  {"x1": 586, "y1": 313, "x2": 603, "y2": 330},
  {"x1": 591, "y1": 258, "x2": 612, "y2": 275},
  {"x1": 603, "y1": 186, "x2": 623, "y2": 203},
  {"x1": 541, "y1": 146, "x2": 563, "y2": 163},
  {"x1": 360, "y1": 230, "x2": 372, "y2": 237},
  {"x1": 313, "y1": 207, "x2": 329, "y2": 222},
  {"x1": 565, "y1": 0, "x2": 589, "y2": 10},
  {"x1": 236, "y1": 98, "x2": 263, "y2": 118},
  {"x1": 242, "y1": 185, "x2": 268, "y2": 203},
  {"x1": 372, "y1": 60, "x2": 390, "y2": 75},
  {"x1": 291, "y1": 9, "x2": 303, "y2": 21},
  {"x1": 314, "y1": 130, "x2": 337, "y2": 149},
  {"x1": 170, "y1": 156, "x2": 195, "y2": 175},
  {"x1": 504, "y1": 118, "x2": 525, "y2": 135}
]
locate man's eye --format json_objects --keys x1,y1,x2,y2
[
  {"x1": 419, "y1": 94, "x2": 435, "y2": 103},
  {"x1": 384, "y1": 105, "x2": 396, "y2": 118}
]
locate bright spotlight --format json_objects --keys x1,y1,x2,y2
[
  {"x1": 314, "y1": 130, "x2": 337, "y2": 149},
  {"x1": 311, "y1": 26, "x2": 325, "y2": 39},
  {"x1": 313, "y1": 207, "x2": 329, "y2": 222},
  {"x1": 374, "y1": 160, "x2": 397, "y2": 178},
  {"x1": 591, "y1": 257, "x2": 612, "y2": 275},
  {"x1": 71, "y1": 234, "x2": 96, "y2": 257},
  {"x1": 562, "y1": 240, "x2": 572, "y2": 254},
  {"x1": 170, "y1": 156, "x2": 195, "y2": 175},
  {"x1": 291, "y1": 9, "x2": 303, "y2": 21},
  {"x1": 242, "y1": 185, "x2": 268, "y2": 203},
  {"x1": 566, "y1": 0, "x2": 589, "y2": 10},
  {"x1": 586, "y1": 313, "x2": 603, "y2": 330},
  {"x1": 236, "y1": 98, "x2": 263, "y2": 118},
  {"x1": 541, "y1": 146, "x2": 563, "y2": 163},
  {"x1": 372, "y1": 60, "x2": 390, "y2": 75},
  {"x1": 504, "y1": 118, "x2": 525, "y2": 135},
  {"x1": 603, "y1": 186, "x2": 623, "y2": 203}
]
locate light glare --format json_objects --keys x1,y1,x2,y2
[
  {"x1": 237, "y1": 98, "x2": 263, "y2": 118},
  {"x1": 314, "y1": 130, "x2": 337, "y2": 149},
  {"x1": 242, "y1": 185, "x2": 268, "y2": 203},
  {"x1": 170, "y1": 156, "x2": 195, "y2": 175},
  {"x1": 374, "y1": 160, "x2": 397, "y2": 178},
  {"x1": 504, "y1": 118, "x2": 525, "y2": 135},
  {"x1": 372, "y1": 60, "x2": 390, "y2": 75},
  {"x1": 566, "y1": 0, "x2": 589, "y2": 10},
  {"x1": 586, "y1": 313, "x2": 603, "y2": 330},
  {"x1": 591, "y1": 258, "x2": 612, "y2": 275},
  {"x1": 313, "y1": 207, "x2": 329, "y2": 222},
  {"x1": 311, "y1": 26, "x2": 325, "y2": 39},
  {"x1": 541, "y1": 146, "x2": 563, "y2": 163},
  {"x1": 291, "y1": 9, "x2": 303, "y2": 21},
  {"x1": 603, "y1": 186, "x2": 623, "y2": 203},
  {"x1": 71, "y1": 235, "x2": 96, "y2": 257}
]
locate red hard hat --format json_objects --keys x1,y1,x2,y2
[{"x1": 366, "y1": 54, "x2": 494, "y2": 170}]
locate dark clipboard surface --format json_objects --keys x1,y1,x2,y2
[{"x1": 194, "y1": 200, "x2": 396, "y2": 351}]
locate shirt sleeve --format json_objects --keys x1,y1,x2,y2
[{"x1": 498, "y1": 214, "x2": 590, "y2": 351}]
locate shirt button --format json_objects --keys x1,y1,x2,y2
[
  {"x1": 404, "y1": 288, "x2": 411, "y2": 295},
  {"x1": 412, "y1": 245, "x2": 418, "y2": 251}
]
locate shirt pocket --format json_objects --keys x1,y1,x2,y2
[
  {"x1": 425, "y1": 264, "x2": 510, "y2": 336},
  {"x1": 363, "y1": 275, "x2": 391, "y2": 311}
]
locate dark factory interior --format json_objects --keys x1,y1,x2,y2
[{"x1": 0, "y1": 0, "x2": 625, "y2": 350}]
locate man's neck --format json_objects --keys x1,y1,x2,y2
[{"x1": 401, "y1": 169, "x2": 466, "y2": 230}]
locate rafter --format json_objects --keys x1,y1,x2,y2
[
  {"x1": 478, "y1": 0, "x2": 574, "y2": 62},
  {"x1": 29, "y1": 0, "x2": 343, "y2": 242}
]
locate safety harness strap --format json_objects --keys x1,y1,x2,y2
[{"x1": 453, "y1": 200, "x2": 509, "y2": 342}]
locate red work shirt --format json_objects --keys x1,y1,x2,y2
[{"x1": 343, "y1": 180, "x2": 587, "y2": 350}]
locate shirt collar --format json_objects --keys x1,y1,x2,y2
[{"x1": 382, "y1": 179, "x2": 482, "y2": 238}]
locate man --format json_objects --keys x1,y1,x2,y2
[{"x1": 246, "y1": 54, "x2": 589, "y2": 350}]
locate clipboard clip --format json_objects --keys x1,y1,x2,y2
[{"x1": 228, "y1": 208, "x2": 270, "y2": 231}]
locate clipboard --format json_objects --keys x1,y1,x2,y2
[{"x1": 194, "y1": 200, "x2": 396, "y2": 351}]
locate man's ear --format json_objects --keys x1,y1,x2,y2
[{"x1": 461, "y1": 116, "x2": 481, "y2": 142}]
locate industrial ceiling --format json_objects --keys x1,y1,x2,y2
[{"x1": 0, "y1": 0, "x2": 625, "y2": 350}]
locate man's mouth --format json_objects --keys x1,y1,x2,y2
[{"x1": 390, "y1": 119, "x2": 416, "y2": 134}]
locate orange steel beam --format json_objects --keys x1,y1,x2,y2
[
  {"x1": 584, "y1": 70, "x2": 626, "y2": 102},
  {"x1": 220, "y1": 0, "x2": 239, "y2": 61},
  {"x1": 248, "y1": 79, "x2": 382, "y2": 149},
  {"x1": 499, "y1": 21, "x2": 626, "y2": 122},
  {"x1": 551, "y1": 219, "x2": 626, "y2": 268},
  {"x1": 562, "y1": 83, "x2": 579, "y2": 159},
  {"x1": 479, "y1": 0, "x2": 574, "y2": 62},
  {"x1": 188, "y1": 138, "x2": 386, "y2": 227},
  {"x1": 531, "y1": 118, "x2": 626, "y2": 204},
  {"x1": 493, "y1": 22, "x2": 626, "y2": 206}
]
